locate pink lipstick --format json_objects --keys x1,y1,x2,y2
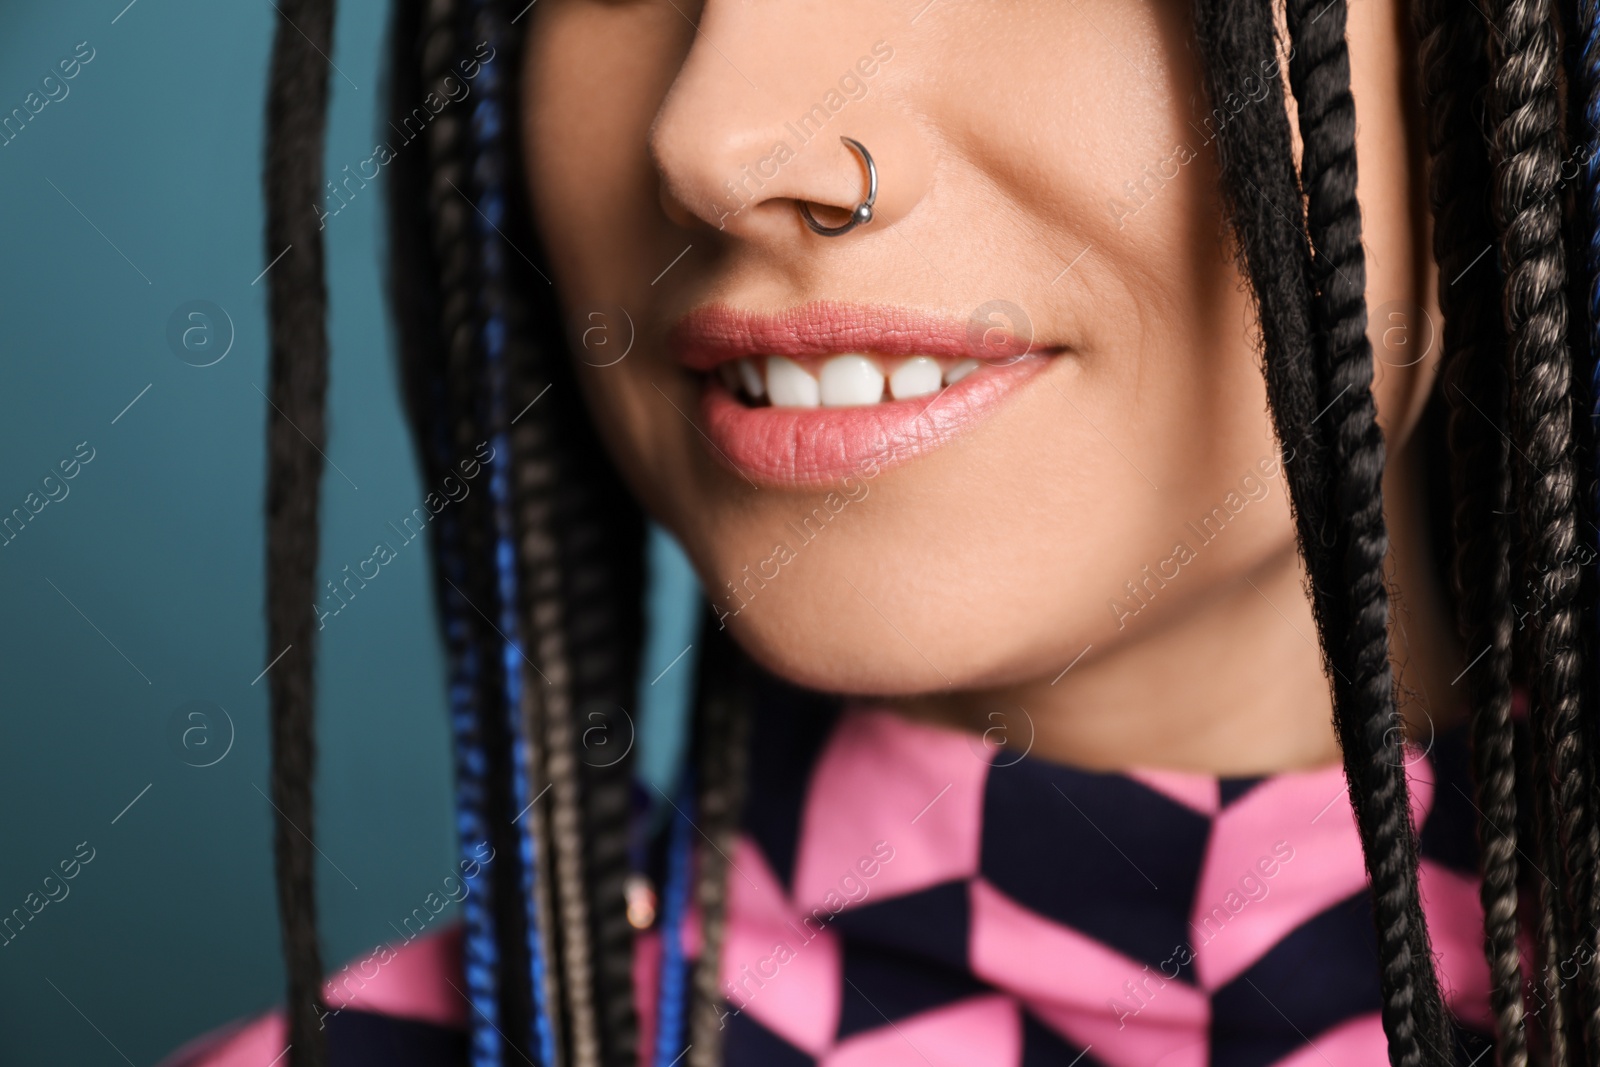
[{"x1": 670, "y1": 302, "x2": 1056, "y2": 486}]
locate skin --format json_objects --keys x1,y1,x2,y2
[{"x1": 522, "y1": 0, "x2": 1460, "y2": 774}]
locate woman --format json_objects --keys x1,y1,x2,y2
[{"x1": 165, "y1": 0, "x2": 1597, "y2": 1064}]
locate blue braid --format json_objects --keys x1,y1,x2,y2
[
  {"x1": 422, "y1": 266, "x2": 502, "y2": 1064},
  {"x1": 654, "y1": 783, "x2": 697, "y2": 1067},
  {"x1": 438, "y1": 507, "x2": 504, "y2": 1067},
  {"x1": 468, "y1": 11, "x2": 558, "y2": 1063}
]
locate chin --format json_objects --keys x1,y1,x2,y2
[
  {"x1": 700, "y1": 562, "x2": 1050, "y2": 699},
  {"x1": 719, "y1": 606, "x2": 958, "y2": 698}
]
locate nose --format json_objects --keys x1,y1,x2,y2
[{"x1": 648, "y1": 15, "x2": 929, "y2": 240}]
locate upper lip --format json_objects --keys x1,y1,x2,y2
[{"x1": 668, "y1": 301, "x2": 1045, "y2": 370}]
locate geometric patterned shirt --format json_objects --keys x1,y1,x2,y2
[{"x1": 635, "y1": 695, "x2": 1494, "y2": 1067}]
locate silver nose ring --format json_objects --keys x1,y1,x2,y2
[{"x1": 798, "y1": 136, "x2": 878, "y2": 237}]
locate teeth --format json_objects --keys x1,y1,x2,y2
[
  {"x1": 944, "y1": 359, "x2": 979, "y2": 385},
  {"x1": 737, "y1": 357, "x2": 765, "y2": 399},
  {"x1": 727, "y1": 354, "x2": 989, "y2": 407},
  {"x1": 765, "y1": 356, "x2": 820, "y2": 408},
  {"x1": 889, "y1": 356, "x2": 943, "y2": 400},
  {"x1": 819, "y1": 354, "x2": 886, "y2": 407}
]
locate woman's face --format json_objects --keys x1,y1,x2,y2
[{"x1": 521, "y1": 0, "x2": 1429, "y2": 702}]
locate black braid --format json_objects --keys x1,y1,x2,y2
[
  {"x1": 1412, "y1": 0, "x2": 1527, "y2": 1061},
  {"x1": 1575, "y1": 0, "x2": 1600, "y2": 1047},
  {"x1": 1535, "y1": 772, "x2": 1572, "y2": 1063},
  {"x1": 1487, "y1": 0, "x2": 1598, "y2": 1061},
  {"x1": 1560, "y1": 0, "x2": 1600, "y2": 1050},
  {"x1": 505, "y1": 351, "x2": 609, "y2": 1067},
  {"x1": 508, "y1": 363, "x2": 596, "y2": 1067},
  {"x1": 1194, "y1": 1, "x2": 1450, "y2": 1062},
  {"x1": 1283, "y1": 2, "x2": 1452, "y2": 1061},
  {"x1": 263, "y1": 1, "x2": 337, "y2": 1063},
  {"x1": 557, "y1": 452, "x2": 646, "y2": 1067},
  {"x1": 687, "y1": 623, "x2": 752, "y2": 1067}
]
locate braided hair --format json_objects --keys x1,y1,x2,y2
[
  {"x1": 1492, "y1": 0, "x2": 1600, "y2": 1062},
  {"x1": 259, "y1": 0, "x2": 1600, "y2": 1064},
  {"x1": 1413, "y1": 0, "x2": 1526, "y2": 1062},
  {"x1": 1193, "y1": 0, "x2": 1453, "y2": 1060},
  {"x1": 263, "y1": 1, "x2": 337, "y2": 1063}
]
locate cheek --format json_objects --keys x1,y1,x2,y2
[
  {"x1": 524, "y1": 3, "x2": 711, "y2": 525},
  {"x1": 523, "y1": 3, "x2": 691, "y2": 303},
  {"x1": 570, "y1": 358, "x2": 712, "y2": 538}
]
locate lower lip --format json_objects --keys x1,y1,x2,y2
[{"x1": 697, "y1": 356, "x2": 1053, "y2": 486}]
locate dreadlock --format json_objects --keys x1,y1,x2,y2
[
  {"x1": 259, "y1": 1, "x2": 1600, "y2": 1066},
  {"x1": 263, "y1": 0, "x2": 337, "y2": 1063}
]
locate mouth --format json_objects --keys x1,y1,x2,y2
[{"x1": 670, "y1": 302, "x2": 1058, "y2": 486}]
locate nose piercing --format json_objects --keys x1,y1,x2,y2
[{"x1": 798, "y1": 136, "x2": 878, "y2": 237}]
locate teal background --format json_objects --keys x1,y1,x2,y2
[{"x1": 0, "y1": 3, "x2": 697, "y2": 1064}]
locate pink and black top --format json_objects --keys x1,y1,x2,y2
[{"x1": 165, "y1": 698, "x2": 1493, "y2": 1067}]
